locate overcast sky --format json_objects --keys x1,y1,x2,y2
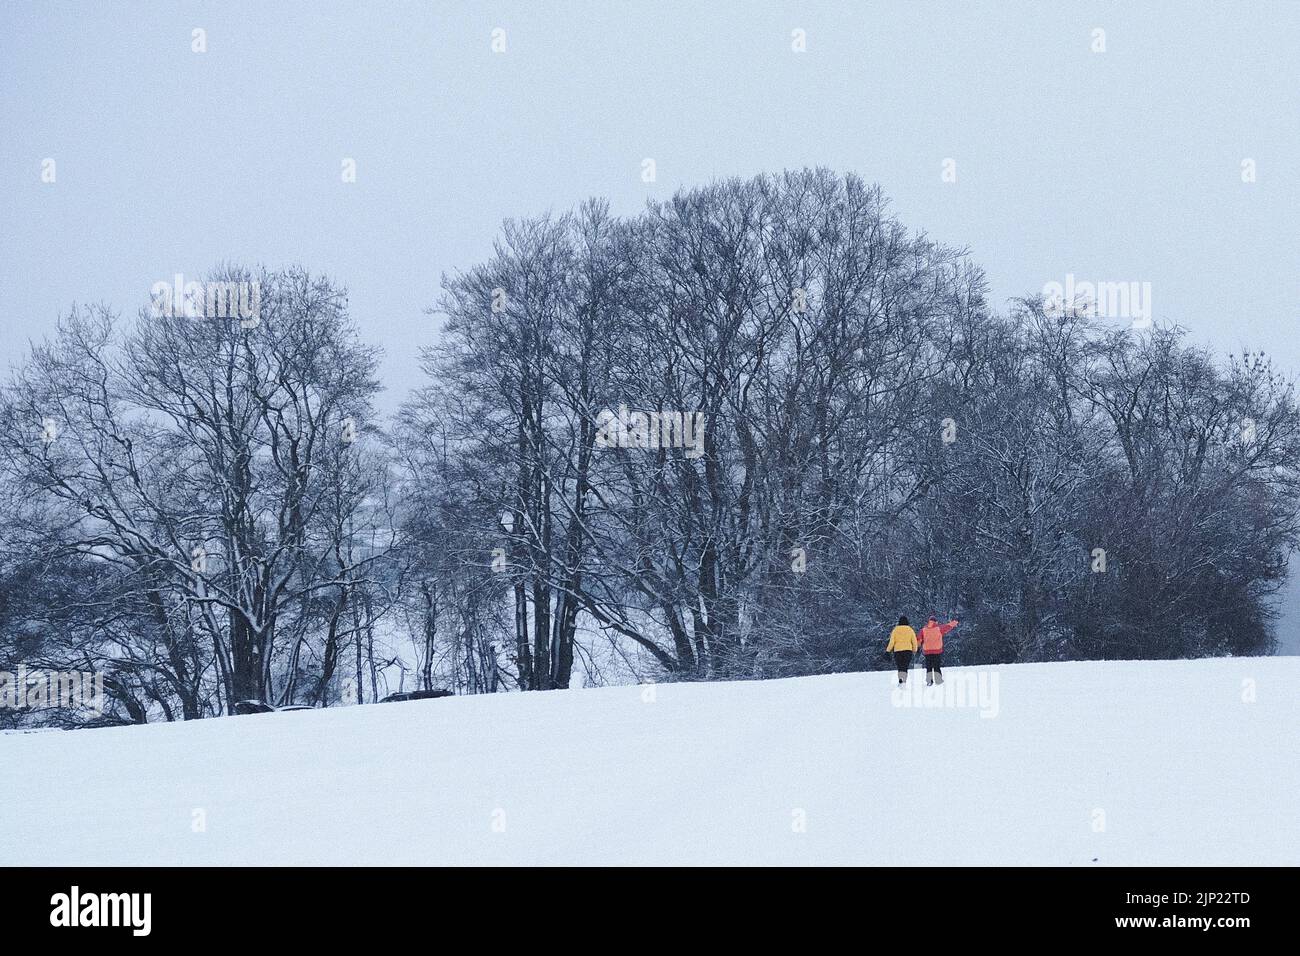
[{"x1": 3, "y1": 0, "x2": 1298, "y2": 649}]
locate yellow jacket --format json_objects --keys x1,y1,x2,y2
[{"x1": 886, "y1": 625, "x2": 918, "y2": 652}]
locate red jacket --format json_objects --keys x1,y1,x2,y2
[{"x1": 917, "y1": 619, "x2": 958, "y2": 654}]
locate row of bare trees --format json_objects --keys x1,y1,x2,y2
[
  {"x1": 403, "y1": 169, "x2": 1300, "y2": 682},
  {"x1": 3, "y1": 170, "x2": 1298, "y2": 725}
]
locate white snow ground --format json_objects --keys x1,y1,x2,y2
[{"x1": 2, "y1": 657, "x2": 1296, "y2": 865}]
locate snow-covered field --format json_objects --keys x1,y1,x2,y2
[{"x1": 2, "y1": 657, "x2": 1296, "y2": 866}]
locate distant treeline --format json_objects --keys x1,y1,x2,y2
[{"x1": 2, "y1": 170, "x2": 1297, "y2": 726}]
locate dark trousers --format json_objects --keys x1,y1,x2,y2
[
  {"x1": 923, "y1": 652, "x2": 943, "y2": 672},
  {"x1": 894, "y1": 650, "x2": 913, "y2": 672}
]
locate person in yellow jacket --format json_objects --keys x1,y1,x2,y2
[{"x1": 885, "y1": 616, "x2": 919, "y2": 686}]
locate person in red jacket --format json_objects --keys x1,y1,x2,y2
[{"x1": 917, "y1": 615, "x2": 958, "y2": 686}]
